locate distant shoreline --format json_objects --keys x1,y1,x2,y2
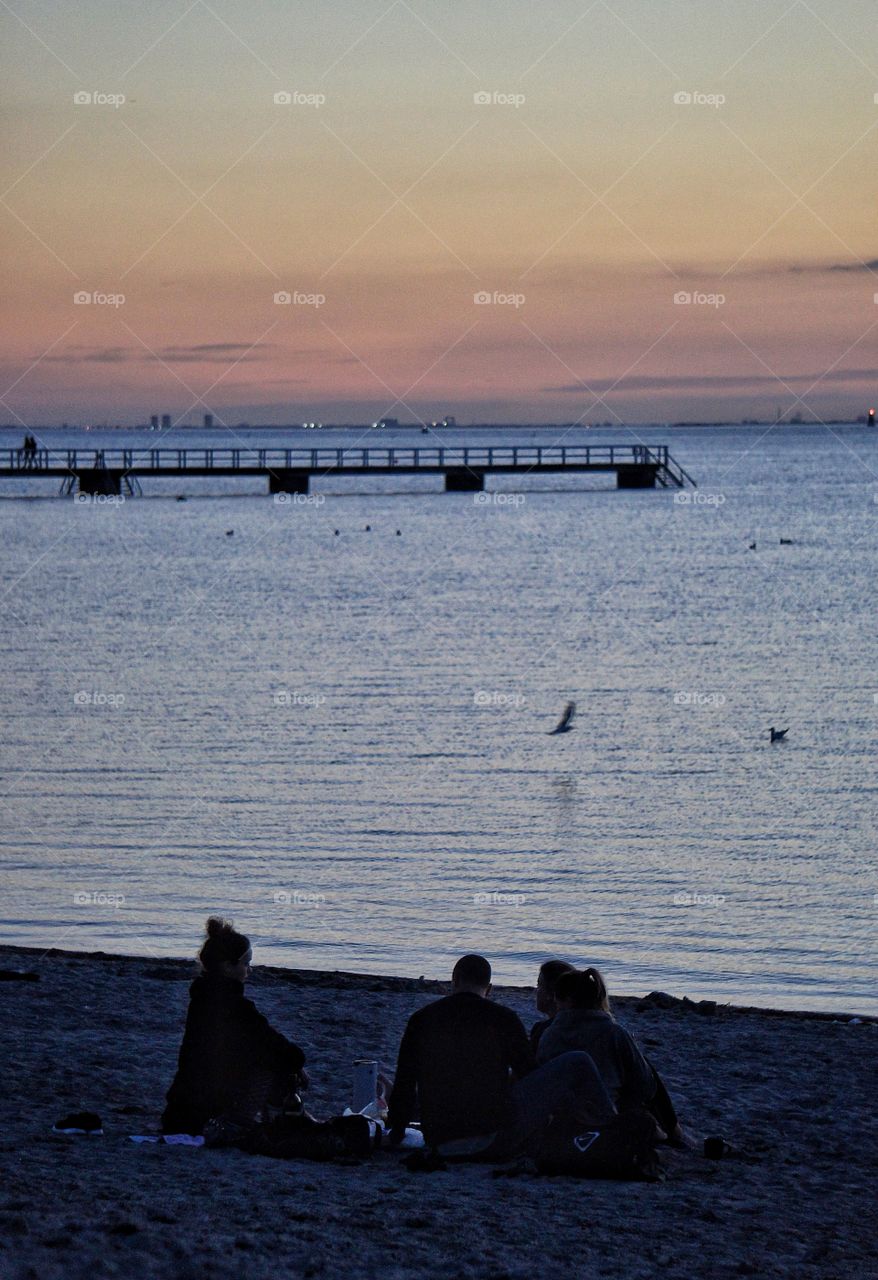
[
  {"x1": 1, "y1": 420, "x2": 870, "y2": 432},
  {"x1": 2, "y1": 943, "x2": 874, "y2": 1024}
]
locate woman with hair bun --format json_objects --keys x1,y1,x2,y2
[{"x1": 161, "y1": 917, "x2": 307, "y2": 1136}]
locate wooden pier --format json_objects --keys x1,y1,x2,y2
[{"x1": 0, "y1": 444, "x2": 695, "y2": 496}]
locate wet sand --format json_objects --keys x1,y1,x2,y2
[{"x1": 1, "y1": 944, "x2": 876, "y2": 1280}]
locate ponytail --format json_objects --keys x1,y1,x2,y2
[{"x1": 555, "y1": 966, "x2": 611, "y2": 1013}]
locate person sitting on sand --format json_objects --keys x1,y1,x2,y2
[
  {"x1": 530, "y1": 958, "x2": 576, "y2": 1053},
  {"x1": 387, "y1": 953, "x2": 615, "y2": 1158},
  {"x1": 161, "y1": 917, "x2": 308, "y2": 1136},
  {"x1": 536, "y1": 966, "x2": 691, "y2": 1146}
]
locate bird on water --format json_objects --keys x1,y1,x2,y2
[
  {"x1": 549, "y1": 701, "x2": 576, "y2": 735},
  {"x1": 770, "y1": 726, "x2": 788, "y2": 743}
]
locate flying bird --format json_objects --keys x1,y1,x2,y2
[
  {"x1": 549, "y1": 701, "x2": 576, "y2": 735},
  {"x1": 769, "y1": 726, "x2": 788, "y2": 743}
]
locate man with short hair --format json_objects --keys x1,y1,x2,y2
[{"x1": 387, "y1": 954, "x2": 614, "y2": 1157}]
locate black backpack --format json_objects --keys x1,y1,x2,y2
[{"x1": 536, "y1": 1107, "x2": 665, "y2": 1182}]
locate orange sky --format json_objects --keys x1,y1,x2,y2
[{"x1": 1, "y1": 0, "x2": 876, "y2": 424}]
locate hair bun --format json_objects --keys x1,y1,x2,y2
[{"x1": 199, "y1": 916, "x2": 250, "y2": 972}]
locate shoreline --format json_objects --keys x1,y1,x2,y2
[{"x1": 2, "y1": 942, "x2": 874, "y2": 1024}]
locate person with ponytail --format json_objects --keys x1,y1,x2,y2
[
  {"x1": 161, "y1": 917, "x2": 307, "y2": 1136},
  {"x1": 535, "y1": 965, "x2": 691, "y2": 1147}
]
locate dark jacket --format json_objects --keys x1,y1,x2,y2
[
  {"x1": 388, "y1": 991, "x2": 534, "y2": 1147},
  {"x1": 535, "y1": 1008, "x2": 656, "y2": 1108},
  {"x1": 161, "y1": 974, "x2": 305, "y2": 1134},
  {"x1": 529, "y1": 1016, "x2": 551, "y2": 1055}
]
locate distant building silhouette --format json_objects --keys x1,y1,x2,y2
[
  {"x1": 161, "y1": 414, "x2": 171, "y2": 430},
  {"x1": 203, "y1": 413, "x2": 213, "y2": 429},
  {"x1": 150, "y1": 415, "x2": 159, "y2": 429}
]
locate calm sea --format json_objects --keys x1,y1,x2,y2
[{"x1": 1, "y1": 423, "x2": 875, "y2": 1013}]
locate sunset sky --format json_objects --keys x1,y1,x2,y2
[{"x1": 2, "y1": 0, "x2": 876, "y2": 425}]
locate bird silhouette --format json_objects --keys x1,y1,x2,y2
[
  {"x1": 549, "y1": 701, "x2": 576, "y2": 735},
  {"x1": 769, "y1": 726, "x2": 788, "y2": 743}
]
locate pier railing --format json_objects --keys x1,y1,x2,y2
[{"x1": 0, "y1": 443, "x2": 672, "y2": 473}]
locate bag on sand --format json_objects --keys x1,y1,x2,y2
[
  {"x1": 536, "y1": 1107, "x2": 665, "y2": 1182},
  {"x1": 241, "y1": 1112, "x2": 373, "y2": 1162}
]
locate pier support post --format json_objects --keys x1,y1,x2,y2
[
  {"x1": 268, "y1": 469, "x2": 310, "y2": 495},
  {"x1": 76, "y1": 469, "x2": 122, "y2": 496},
  {"x1": 616, "y1": 464, "x2": 657, "y2": 489},
  {"x1": 444, "y1": 467, "x2": 485, "y2": 492}
]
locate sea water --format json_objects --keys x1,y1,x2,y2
[{"x1": 0, "y1": 423, "x2": 875, "y2": 1013}]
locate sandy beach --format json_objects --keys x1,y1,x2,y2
[{"x1": 1, "y1": 943, "x2": 875, "y2": 1280}]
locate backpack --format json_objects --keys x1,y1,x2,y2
[{"x1": 536, "y1": 1107, "x2": 665, "y2": 1181}]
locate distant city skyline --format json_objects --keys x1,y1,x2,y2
[{"x1": 2, "y1": 1, "x2": 876, "y2": 428}]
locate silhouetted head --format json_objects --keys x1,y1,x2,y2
[
  {"x1": 452, "y1": 953, "x2": 492, "y2": 996},
  {"x1": 199, "y1": 916, "x2": 252, "y2": 981},
  {"x1": 554, "y1": 967, "x2": 610, "y2": 1014},
  {"x1": 536, "y1": 958, "x2": 576, "y2": 1015}
]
